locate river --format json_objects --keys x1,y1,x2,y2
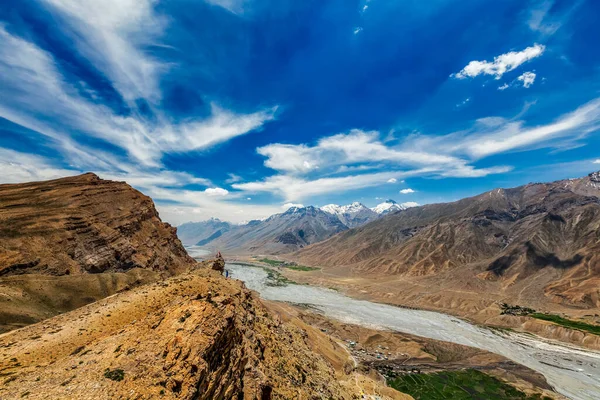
[{"x1": 227, "y1": 263, "x2": 600, "y2": 400}]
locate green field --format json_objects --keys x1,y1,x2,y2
[
  {"x1": 258, "y1": 258, "x2": 319, "y2": 271},
  {"x1": 388, "y1": 369, "x2": 551, "y2": 400},
  {"x1": 258, "y1": 257, "x2": 283, "y2": 266},
  {"x1": 531, "y1": 313, "x2": 600, "y2": 336}
]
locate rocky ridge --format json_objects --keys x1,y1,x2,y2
[
  {"x1": 0, "y1": 262, "x2": 392, "y2": 400},
  {"x1": 0, "y1": 173, "x2": 194, "y2": 276}
]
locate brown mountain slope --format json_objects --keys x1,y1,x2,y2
[
  {"x1": 0, "y1": 173, "x2": 194, "y2": 276},
  {"x1": 0, "y1": 173, "x2": 196, "y2": 332},
  {"x1": 293, "y1": 171, "x2": 600, "y2": 310},
  {"x1": 0, "y1": 263, "x2": 395, "y2": 400}
]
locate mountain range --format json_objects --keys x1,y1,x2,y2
[
  {"x1": 177, "y1": 199, "x2": 415, "y2": 254},
  {"x1": 293, "y1": 171, "x2": 600, "y2": 312}
]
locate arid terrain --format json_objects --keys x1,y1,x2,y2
[
  {"x1": 0, "y1": 173, "x2": 195, "y2": 333},
  {"x1": 279, "y1": 172, "x2": 600, "y2": 346},
  {"x1": 0, "y1": 174, "x2": 565, "y2": 399},
  {"x1": 267, "y1": 303, "x2": 560, "y2": 400},
  {"x1": 0, "y1": 261, "x2": 401, "y2": 399}
]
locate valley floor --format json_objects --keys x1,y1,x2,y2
[{"x1": 255, "y1": 257, "x2": 600, "y2": 351}]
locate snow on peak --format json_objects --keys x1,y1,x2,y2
[
  {"x1": 320, "y1": 204, "x2": 342, "y2": 214},
  {"x1": 372, "y1": 199, "x2": 404, "y2": 215},
  {"x1": 321, "y1": 202, "x2": 368, "y2": 215}
]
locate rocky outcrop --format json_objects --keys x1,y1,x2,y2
[
  {"x1": 0, "y1": 173, "x2": 195, "y2": 276},
  {"x1": 0, "y1": 266, "x2": 357, "y2": 399}
]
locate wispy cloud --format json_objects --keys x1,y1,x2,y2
[
  {"x1": 233, "y1": 171, "x2": 419, "y2": 202},
  {"x1": 0, "y1": 25, "x2": 275, "y2": 167},
  {"x1": 593, "y1": 159, "x2": 600, "y2": 164},
  {"x1": 527, "y1": 0, "x2": 583, "y2": 36},
  {"x1": 204, "y1": 0, "x2": 248, "y2": 14},
  {"x1": 258, "y1": 130, "x2": 462, "y2": 175},
  {"x1": 452, "y1": 44, "x2": 545, "y2": 80},
  {"x1": 237, "y1": 98, "x2": 600, "y2": 202},
  {"x1": 0, "y1": 148, "x2": 79, "y2": 183},
  {"x1": 0, "y1": 19, "x2": 277, "y2": 225},
  {"x1": 42, "y1": 0, "x2": 166, "y2": 103}
]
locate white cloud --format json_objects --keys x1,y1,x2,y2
[
  {"x1": 452, "y1": 44, "x2": 545, "y2": 79},
  {"x1": 387, "y1": 178, "x2": 397, "y2": 183},
  {"x1": 400, "y1": 202, "x2": 419, "y2": 208},
  {"x1": 0, "y1": 148, "x2": 79, "y2": 184},
  {"x1": 593, "y1": 159, "x2": 600, "y2": 164},
  {"x1": 234, "y1": 170, "x2": 435, "y2": 202},
  {"x1": 258, "y1": 130, "x2": 462, "y2": 175},
  {"x1": 518, "y1": 71, "x2": 536, "y2": 88},
  {"x1": 354, "y1": 27, "x2": 363, "y2": 35},
  {"x1": 400, "y1": 188, "x2": 415, "y2": 194},
  {"x1": 0, "y1": 26, "x2": 275, "y2": 167},
  {"x1": 225, "y1": 173, "x2": 243, "y2": 184},
  {"x1": 247, "y1": 197, "x2": 252, "y2": 200},
  {"x1": 282, "y1": 203, "x2": 304, "y2": 210},
  {"x1": 498, "y1": 83, "x2": 509, "y2": 91},
  {"x1": 460, "y1": 98, "x2": 600, "y2": 158},
  {"x1": 205, "y1": 187, "x2": 229, "y2": 196},
  {"x1": 42, "y1": 0, "x2": 166, "y2": 103}
]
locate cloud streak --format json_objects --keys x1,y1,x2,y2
[{"x1": 452, "y1": 44, "x2": 545, "y2": 80}]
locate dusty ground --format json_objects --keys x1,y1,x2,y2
[{"x1": 0, "y1": 268, "x2": 160, "y2": 333}]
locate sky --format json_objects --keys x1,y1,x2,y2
[{"x1": 1, "y1": 0, "x2": 599, "y2": 225}]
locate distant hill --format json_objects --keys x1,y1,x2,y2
[
  {"x1": 180, "y1": 199, "x2": 419, "y2": 254},
  {"x1": 177, "y1": 218, "x2": 233, "y2": 246},
  {"x1": 203, "y1": 206, "x2": 348, "y2": 254},
  {"x1": 294, "y1": 171, "x2": 600, "y2": 309}
]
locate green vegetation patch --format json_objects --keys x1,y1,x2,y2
[
  {"x1": 259, "y1": 258, "x2": 283, "y2": 266},
  {"x1": 531, "y1": 313, "x2": 600, "y2": 336},
  {"x1": 388, "y1": 369, "x2": 550, "y2": 400},
  {"x1": 104, "y1": 368, "x2": 125, "y2": 382},
  {"x1": 258, "y1": 258, "x2": 319, "y2": 271},
  {"x1": 284, "y1": 265, "x2": 319, "y2": 271},
  {"x1": 264, "y1": 268, "x2": 297, "y2": 286}
]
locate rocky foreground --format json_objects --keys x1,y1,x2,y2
[{"x1": 0, "y1": 260, "x2": 404, "y2": 400}]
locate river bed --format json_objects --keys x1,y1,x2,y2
[{"x1": 227, "y1": 263, "x2": 600, "y2": 400}]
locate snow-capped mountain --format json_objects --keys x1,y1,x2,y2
[
  {"x1": 371, "y1": 199, "x2": 409, "y2": 215},
  {"x1": 320, "y1": 202, "x2": 378, "y2": 228}
]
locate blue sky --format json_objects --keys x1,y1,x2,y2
[{"x1": 0, "y1": 0, "x2": 599, "y2": 224}]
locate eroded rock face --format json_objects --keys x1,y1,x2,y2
[
  {"x1": 0, "y1": 173, "x2": 195, "y2": 276},
  {"x1": 0, "y1": 266, "x2": 354, "y2": 399}
]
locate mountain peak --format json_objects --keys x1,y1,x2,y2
[{"x1": 372, "y1": 199, "x2": 404, "y2": 215}]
